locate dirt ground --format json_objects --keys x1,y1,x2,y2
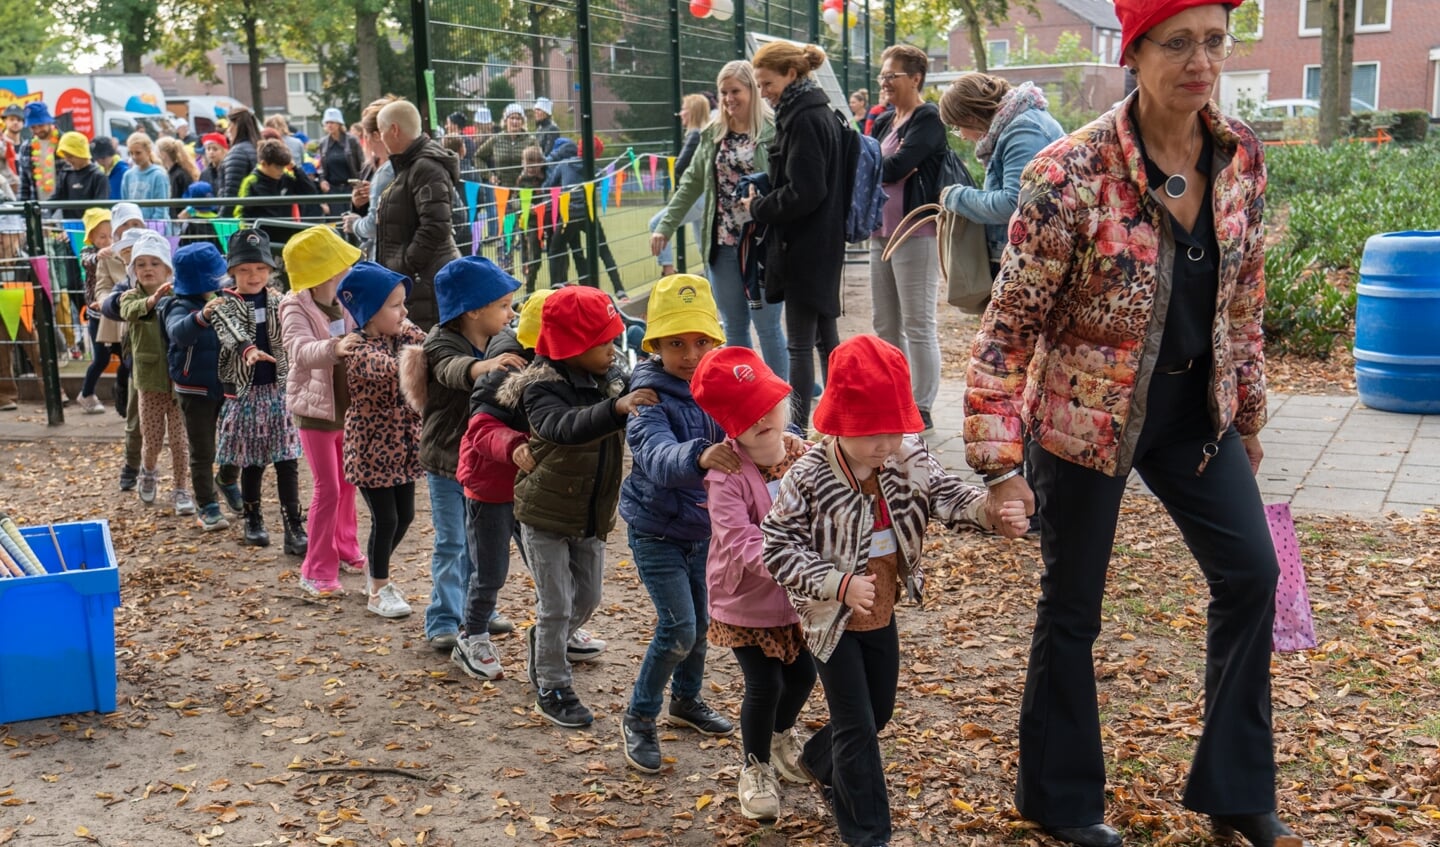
[{"x1": 3, "y1": 267, "x2": 1437, "y2": 847}]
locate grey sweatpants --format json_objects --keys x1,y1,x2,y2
[
  {"x1": 869, "y1": 235, "x2": 940, "y2": 413},
  {"x1": 520, "y1": 524, "x2": 605, "y2": 690}
]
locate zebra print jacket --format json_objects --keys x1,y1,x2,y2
[
  {"x1": 211, "y1": 287, "x2": 290, "y2": 400},
  {"x1": 762, "y1": 435, "x2": 992, "y2": 662}
]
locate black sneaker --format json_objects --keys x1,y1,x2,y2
[
  {"x1": 622, "y1": 712, "x2": 662, "y2": 773},
  {"x1": 919, "y1": 408, "x2": 935, "y2": 436},
  {"x1": 535, "y1": 687, "x2": 593, "y2": 728},
  {"x1": 667, "y1": 696, "x2": 734, "y2": 736},
  {"x1": 217, "y1": 480, "x2": 243, "y2": 514},
  {"x1": 119, "y1": 464, "x2": 139, "y2": 491}
]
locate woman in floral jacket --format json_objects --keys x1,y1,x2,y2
[{"x1": 962, "y1": 2, "x2": 1293, "y2": 846}]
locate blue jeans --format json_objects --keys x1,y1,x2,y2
[
  {"x1": 628, "y1": 528, "x2": 711, "y2": 719},
  {"x1": 649, "y1": 201, "x2": 704, "y2": 269},
  {"x1": 425, "y1": 473, "x2": 472, "y2": 638},
  {"x1": 710, "y1": 245, "x2": 788, "y2": 382}
]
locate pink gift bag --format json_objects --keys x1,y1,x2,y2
[{"x1": 1266, "y1": 502, "x2": 1317, "y2": 653}]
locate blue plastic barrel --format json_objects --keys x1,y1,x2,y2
[{"x1": 1354, "y1": 231, "x2": 1440, "y2": 413}]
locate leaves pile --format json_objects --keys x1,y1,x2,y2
[{"x1": 2, "y1": 439, "x2": 1438, "y2": 846}]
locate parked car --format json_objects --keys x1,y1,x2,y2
[{"x1": 1259, "y1": 97, "x2": 1375, "y2": 119}]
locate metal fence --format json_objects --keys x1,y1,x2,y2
[{"x1": 416, "y1": 0, "x2": 895, "y2": 294}]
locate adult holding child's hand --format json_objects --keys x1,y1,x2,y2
[{"x1": 961, "y1": 1, "x2": 1284, "y2": 845}]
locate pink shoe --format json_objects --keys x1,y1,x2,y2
[{"x1": 299, "y1": 577, "x2": 345, "y2": 598}]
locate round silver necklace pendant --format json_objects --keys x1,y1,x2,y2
[{"x1": 1164, "y1": 173, "x2": 1188, "y2": 199}]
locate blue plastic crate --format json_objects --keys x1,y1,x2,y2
[{"x1": 0, "y1": 520, "x2": 121, "y2": 724}]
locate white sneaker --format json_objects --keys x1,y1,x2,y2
[
  {"x1": 367, "y1": 582, "x2": 412, "y2": 618},
  {"x1": 172, "y1": 489, "x2": 196, "y2": 516},
  {"x1": 737, "y1": 754, "x2": 780, "y2": 821},
  {"x1": 770, "y1": 726, "x2": 810, "y2": 784},
  {"x1": 137, "y1": 469, "x2": 158, "y2": 504},
  {"x1": 452, "y1": 634, "x2": 505, "y2": 680},
  {"x1": 566, "y1": 628, "x2": 607, "y2": 662},
  {"x1": 78, "y1": 393, "x2": 106, "y2": 414}
]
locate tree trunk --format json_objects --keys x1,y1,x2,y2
[
  {"x1": 356, "y1": 5, "x2": 382, "y2": 109},
  {"x1": 120, "y1": 9, "x2": 147, "y2": 73},
  {"x1": 1317, "y1": 0, "x2": 1340, "y2": 147},
  {"x1": 959, "y1": 0, "x2": 987, "y2": 73},
  {"x1": 528, "y1": 5, "x2": 548, "y2": 104},
  {"x1": 1338, "y1": 0, "x2": 1355, "y2": 121},
  {"x1": 245, "y1": 1, "x2": 265, "y2": 118}
]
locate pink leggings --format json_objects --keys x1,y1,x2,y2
[{"x1": 298, "y1": 428, "x2": 365, "y2": 583}]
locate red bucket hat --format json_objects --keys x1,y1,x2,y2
[
  {"x1": 811, "y1": 335, "x2": 924, "y2": 437},
  {"x1": 691, "y1": 347, "x2": 793, "y2": 439},
  {"x1": 1114, "y1": 0, "x2": 1244, "y2": 66},
  {"x1": 535, "y1": 285, "x2": 625, "y2": 361}
]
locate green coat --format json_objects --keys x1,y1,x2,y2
[
  {"x1": 120, "y1": 285, "x2": 175, "y2": 394},
  {"x1": 654, "y1": 119, "x2": 774, "y2": 267}
]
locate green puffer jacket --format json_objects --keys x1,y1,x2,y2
[
  {"x1": 654, "y1": 119, "x2": 774, "y2": 266},
  {"x1": 495, "y1": 357, "x2": 629, "y2": 540}
]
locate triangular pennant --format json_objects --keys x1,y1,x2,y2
[
  {"x1": 549, "y1": 187, "x2": 561, "y2": 231},
  {"x1": 212, "y1": 219, "x2": 241, "y2": 249},
  {"x1": 667, "y1": 156, "x2": 676, "y2": 189},
  {"x1": 648, "y1": 155, "x2": 658, "y2": 191},
  {"x1": 494, "y1": 186, "x2": 511, "y2": 216},
  {"x1": 614, "y1": 170, "x2": 625, "y2": 207},
  {"x1": 599, "y1": 176, "x2": 611, "y2": 214},
  {"x1": 463, "y1": 180, "x2": 481, "y2": 223},
  {"x1": 0, "y1": 288, "x2": 22, "y2": 339},
  {"x1": 27, "y1": 257, "x2": 51, "y2": 301},
  {"x1": 559, "y1": 191, "x2": 571, "y2": 225},
  {"x1": 67, "y1": 229, "x2": 86, "y2": 258},
  {"x1": 470, "y1": 219, "x2": 483, "y2": 256},
  {"x1": 503, "y1": 213, "x2": 515, "y2": 238},
  {"x1": 584, "y1": 183, "x2": 595, "y2": 221},
  {"x1": 518, "y1": 189, "x2": 533, "y2": 230}
]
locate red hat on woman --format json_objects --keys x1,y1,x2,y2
[
  {"x1": 1114, "y1": 0, "x2": 1244, "y2": 66},
  {"x1": 811, "y1": 335, "x2": 924, "y2": 437},
  {"x1": 691, "y1": 347, "x2": 793, "y2": 439},
  {"x1": 535, "y1": 285, "x2": 625, "y2": 360},
  {"x1": 201, "y1": 132, "x2": 229, "y2": 149}
]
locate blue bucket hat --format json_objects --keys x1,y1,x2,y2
[
  {"x1": 434, "y1": 256, "x2": 520, "y2": 326},
  {"x1": 183, "y1": 180, "x2": 217, "y2": 214},
  {"x1": 173, "y1": 243, "x2": 229, "y2": 297},
  {"x1": 338, "y1": 261, "x2": 412, "y2": 329},
  {"x1": 24, "y1": 102, "x2": 54, "y2": 128}
]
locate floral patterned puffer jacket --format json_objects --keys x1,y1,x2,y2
[{"x1": 964, "y1": 93, "x2": 1267, "y2": 479}]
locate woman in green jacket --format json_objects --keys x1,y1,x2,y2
[{"x1": 650, "y1": 60, "x2": 786, "y2": 380}]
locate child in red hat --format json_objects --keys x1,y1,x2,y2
[
  {"x1": 691, "y1": 346, "x2": 817, "y2": 822},
  {"x1": 762, "y1": 334, "x2": 1029, "y2": 846},
  {"x1": 498, "y1": 285, "x2": 658, "y2": 727}
]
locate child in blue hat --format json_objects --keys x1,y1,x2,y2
[
  {"x1": 398, "y1": 256, "x2": 526, "y2": 651},
  {"x1": 177, "y1": 181, "x2": 224, "y2": 251},
  {"x1": 338, "y1": 261, "x2": 427, "y2": 619}
]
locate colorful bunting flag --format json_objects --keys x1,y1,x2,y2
[
  {"x1": 494, "y1": 186, "x2": 511, "y2": 216},
  {"x1": 559, "y1": 192, "x2": 571, "y2": 225},
  {"x1": 667, "y1": 156, "x2": 677, "y2": 189},
  {"x1": 519, "y1": 189, "x2": 534, "y2": 230},
  {"x1": 0, "y1": 288, "x2": 24, "y2": 338},
  {"x1": 584, "y1": 183, "x2": 595, "y2": 221},
  {"x1": 462, "y1": 180, "x2": 482, "y2": 224},
  {"x1": 28, "y1": 257, "x2": 51, "y2": 301},
  {"x1": 549, "y1": 187, "x2": 561, "y2": 231},
  {"x1": 648, "y1": 155, "x2": 658, "y2": 192}
]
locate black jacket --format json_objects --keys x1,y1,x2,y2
[
  {"x1": 220, "y1": 140, "x2": 257, "y2": 198},
  {"x1": 871, "y1": 102, "x2": 948, "y2": 216},
  {"x1": 750, "y1": 86, "x2": 854, "y2": 318},
  {"x1": 53, "y1": 162, "x2": 110, "y2": 217},
  {"x1": 375, "y1": 135, "x2": 462, "y2": 331}
]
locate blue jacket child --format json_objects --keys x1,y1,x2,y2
[{"x1": 616, "y1": 275, "x2": 736, "y2": 773}]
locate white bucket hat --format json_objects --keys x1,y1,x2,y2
[
  {"x1": 322, "y1": 107, "x2": 344, "y2": 125},
  {"x1": 533, "y1": 97, "x2": 553, "y2": 116},
  {"x1": 127, "y1": 230, "x2": 173, "y2": 273},
  {"x1": 111, "y1": 202, "x2": 143, "y2": 231},
  {"x1": 474, "y1": 106, "x2": 493, "y2": 124}
]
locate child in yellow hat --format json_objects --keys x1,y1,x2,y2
[{"x1": 77, "y1": 208, "x2": 114, "y2": 414}]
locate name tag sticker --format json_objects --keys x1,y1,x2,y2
[
  {"x1": 328, "y1": 319, "x2": 346, "y2": 337},
  {"x1": 253, "y1": 307, "x2": 266, "y2": 325},
  {"x1": 868, "y1": 528, "x2": 897, "y2": 558}
]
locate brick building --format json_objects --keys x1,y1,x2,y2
[{"x1": 948, "y1": 0, "x2": 1124, "y2": 69}]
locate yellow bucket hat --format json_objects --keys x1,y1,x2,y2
[
  {"x1": 641, "y1": 274, "x2": 724, "y2": 353},
  {"x1": 515, "y1": 288, "x2": 555, "y2": 350},
  {"x1": 282, "y1": 225, "x2": 361, "y2": 292},
  {"x1": 82, "y1": 208, "x2": 112, "y2": 245},
  {"x1": 57, "y1": 131, "x2": 92, "y2": 161}
]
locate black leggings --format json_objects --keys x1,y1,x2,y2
[
  {"x1": 81, "y1": 318, "x2": 122, "y2": 398},
  {"x1": 785, "y1": 300, "x2": 839, "y2": 428},
  {"x1": 732, "y1": 645, "x2": 818, "y2": 762},
  {"x1": 240, "y1": 459, "x2": 300, "y2": 514},
  {"x1": 360, "y1": 482, "x2": 415, "y2": 581}
]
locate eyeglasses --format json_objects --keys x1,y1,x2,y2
[
  {"x1": 878, "y1": 72, "x2": 912, "y2": 83},
  {"x1": 1142, "y1": 32, "x2": 1238, "y2": 63}
]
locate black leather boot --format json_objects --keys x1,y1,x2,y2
[
  {"x1": 1041, "y1": 824, "x2": 1123, "y2": 847},
  {"x1": 1212, "y1": 812, "x2": 1303, "y2": 847},
  {"x1": 242, "y1": 501, "x2": 270, "y2": 547},
  {"x1": 282, "y1": 509, "x2": 308, "y2": 556}
]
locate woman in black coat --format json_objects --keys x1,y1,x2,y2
[{"x1": 744, "y1": 41, "x2": 853, "y2": 427}]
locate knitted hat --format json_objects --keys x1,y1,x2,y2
[
  {"x1": 322, "y1": 107, "x2": 345, "y2": 125},
  {"x1": 1114, "y1": 0, "x2": 1244, "y2": 66},
  {"x1": 535, "y1": 285, "x2": 624, "y2": 360},
  {"x1": 24, "y1": 102, "x2": 53, "y2": 128},
  {"x1": 338, "y1": 261, "x2": 412, "y2": 329},
  {"x1": 434, "y1": 256, "x2": 521, "y2": 326},
  {"x1": 503, "y1": 103, "x2": 525, "y2": 120},
  {"x1": 515, "y1": 289, "x2": 554, "y2": 350},
  {"x1": 533, "y1": 97, "x2": 554, "y2": 116},
  {"x1": 474, "y1": 106, "x2": 493, "y2": 125},
  {"x1": 691, "y1": 347, "x2": 793, "y2": 439},
  {"x1": 282, "y1": 225, "x2": 361, "y2": 292},
  {"x1": 226, "y1": 228, "x2": 277, "y2": 269},
  {"x1": 127, "y1": 231, "x2": 173, "y2": 274},
  {"x1": 811, "y1": 335, "x2": 924, "y2": 436},
  {"x1": 57, "y1": 132, "x2": 91, "y2": 160},
  {"x1": 82, "y1": 208, "x2": 111, "y2": 245},
  {"x1": 172, "y1": 243, "x2": 229, "y2": 296},
  {"x1": 201, "y1": 132, "x2": 229, "y2": 149},
  {"x1": 641, "y1": 274, "x2": 724, "y2": 353},
  {"x1": 110, "y1": 202, "x2": 143, "y2": 232}
]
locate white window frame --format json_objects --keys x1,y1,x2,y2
[
  {"x1": 259, "y1": 67, "x2": 269, "y2": 90},
  {"x1": 1300, "y1": 0, "x2": 1390, "y2": 37},
  {"x1": 1431, "y1": 48, "x2": 1440, "y2": 118},
  {"x1": 1302, "y1": 60, "x2": 1380, "y2": 109},
  {"x1": 987, "y1": 39, "x2": 1009, "y2": 68}
]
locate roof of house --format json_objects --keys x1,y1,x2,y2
[{"x1": 1055, "y1": 0, "x2": 1121, "y2": 30}]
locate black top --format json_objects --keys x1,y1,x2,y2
[
  {"x1": 1138, "y1": 129, "x2": 1219, "y2": 370},
  {"x1": 243, "y1": 291, "x2": 277, "y2": 387}
]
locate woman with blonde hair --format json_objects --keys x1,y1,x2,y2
[
  {"x1": 121, "y1": 132, "x2": 172, "y2": 221},
  {"x1": 156, "y1": 137, "x2": 199, "y2": 218},
  {"x1": 651, "y1": 63, "x2": 786, "y2": 378},
  {"x1": 647, "y1": 92, "x2": 711, "y2": 277},
  {"x1": 740, "y1": 41, "x2": 849, "y2": 426}
]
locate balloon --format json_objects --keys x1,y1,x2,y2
[
  {"x1": 689, "y1": 0, "x2": 712, "y2": 17},
  {"x1": 822, "y1": 7, "x2": 840, "y2": 26},
  {"x1": 847, "y1": 2, "x2": 860, "y2": 23},
  {"x1": 710, "y1": 0, "x2": 733, "y2": 20},
  {"x1": 822, "y1": 0, "x2": 842, "y2": 9}
]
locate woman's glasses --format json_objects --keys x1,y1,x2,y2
[{"x1": 1142, "y1": 32, "x2": 1238, "y2": 63}]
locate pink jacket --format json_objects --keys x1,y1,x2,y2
[
  {"x1": 704, "y1": 442, "x2": 800, "y2": 630},
  {"x1": 279, "y1": 289, "x2": 356, "y2": 423}
]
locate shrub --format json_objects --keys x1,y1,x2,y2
[{"x1": 1392, "y1": 110, "x2": 1430, "y2": 143}]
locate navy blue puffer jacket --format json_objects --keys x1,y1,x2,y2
[{"x1": 161, "y1": 294, "x2": 226, "y2": 400}]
